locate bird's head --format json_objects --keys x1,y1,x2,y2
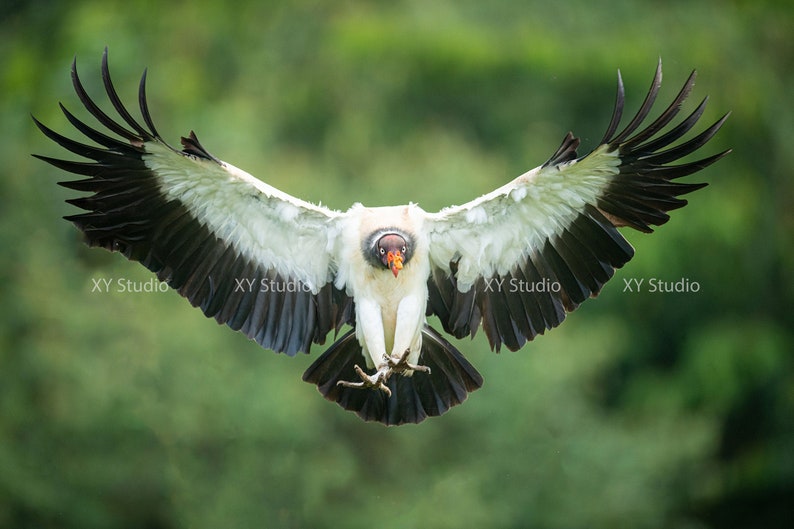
[
  {"x1": 364, "y1": 229, "x2": 413, "y2": 278},
  {"x1": 378, "y1": 233, "x2": 407, "y2": 277}
]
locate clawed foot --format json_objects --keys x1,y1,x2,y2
[
  {"x1": 336, "y1": 349, "x2": 431, "y2": 397},
  {"x1": 383, "y1": 348, "x2": 432, "y2": 376},
  {"x1": 337, "y1": 364, "x2": 392, "y2": 397}
]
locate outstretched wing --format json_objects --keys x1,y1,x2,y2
[
  {"x1": 425, "y1": 61, "x2": 730, "y2": 352},
  {"x1": 34, "y1": 50, "x2": 353, "y2": 355}
]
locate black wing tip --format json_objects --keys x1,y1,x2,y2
[
  {"x1": 67, "y1": 49, "x2": 176, "y2": 148},
  {"x1": 599, "y1": 68, "x2": 626, "y2": 145},
  {"x1": 603, "y1": 61, "x2": 730, "y2": 153},
  {"x1": 590, "y1": 61, "x2": 729, "y2": 231},
  {"x1": 607, "y1": 60, "x2": 664, "y2": 145},
  {"x1": 40, "y1": 48, "x2": 238, "y2": 167},
  {"x1": 543, "y1": 131, "x2": 581, "y2": 167},
  {"x1": 30, "y1": 113, "x2": 49, "y2": 134},
  {"x1": 180, "y1": 131, "x2": 220, "y2": 162}
]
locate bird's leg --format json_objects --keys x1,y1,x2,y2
[
  {"x1": 336, "y1": 365, "x2": 392, "y2": 397},
  {"x1": 383, "y1": 349, "x2": 431, "y2": 375}
]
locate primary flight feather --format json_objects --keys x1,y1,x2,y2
[{"x1": 35, "y1": 50, "x2": 730, "y2": 425}]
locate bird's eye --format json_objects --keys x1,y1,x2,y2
[
  {"x1": 380, "y1": 248, "x2": 385, "y2": 255},
  {"x1": 401, "y1": 246, "x2": 406, "y2": 253}
]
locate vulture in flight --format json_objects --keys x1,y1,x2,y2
[{"x1": 35, "y1": 50, "x2": 729, "y2": 425}]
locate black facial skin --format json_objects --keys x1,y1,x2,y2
[{"x1": 362, "y1": 228, "x2": 414, "y2": 272}]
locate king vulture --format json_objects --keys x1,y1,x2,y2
[{"x1": 34, "y1": 50, "x2": 729, "y2": 425}]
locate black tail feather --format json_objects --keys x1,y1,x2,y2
[{"x1": 302, "y1": 325, "x2": 483, "y2": 425}]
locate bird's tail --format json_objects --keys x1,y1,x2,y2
[{"x1": 302, "y1": 325, "x2": 483, "y2": 425}]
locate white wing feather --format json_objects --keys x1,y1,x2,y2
[
  {"x1": 426, "y1": 145, "x2": 620, "y2": 291},
  {"x1": 144, "y1": 142, "x2": 343, "y2": 293}
]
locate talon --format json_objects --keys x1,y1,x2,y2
[
  {"x1": 336, "y1": 349, "x2": 431, "y2": 398},
  {"x1": 408, "y1": 362, "x2": 431, "y2": 374},
  {"x1": 386, "y1": 348, "x2": 411, "y2": 368},
  {"x1": 385, "y1": 349, "x2": 431, "y2": 375},
  {"x1": 336, "y1": 365, "x2": 392, "y2": 397},
  {"x1": 380, "y1": 381, "x2": 392, "y2": 397}
]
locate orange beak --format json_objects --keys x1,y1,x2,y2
[{"x1": 387, "y1": 250, "x2": 404, "y2": 277}]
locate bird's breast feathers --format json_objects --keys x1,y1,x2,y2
[{"x1": 337, "y1": 204, "x2": 431, "y2": 365}]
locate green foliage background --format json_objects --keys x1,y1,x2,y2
[{"x1": 1, "y1": 1, "x2": 791, "y2": 527}]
